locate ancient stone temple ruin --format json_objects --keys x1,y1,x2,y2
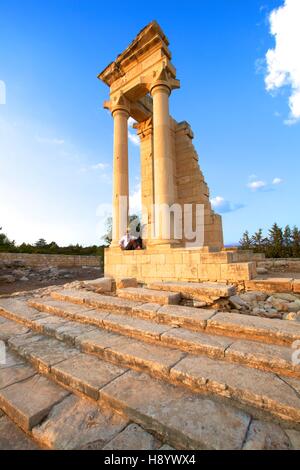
[{"x1": 99, "y1": 21, "x2": 257, "y2": 283}]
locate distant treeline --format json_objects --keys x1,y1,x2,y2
[
  {"x1": 239, "y1": 223, "x2": 300, "y2": 258},
  {"x1": 0, "y1": 229, "x2": 104, "y2": 257}
]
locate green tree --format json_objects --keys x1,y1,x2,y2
[
  {"x1": 0, "y1": 227, "x2": 15, "y2": 251},
  {"x1": 251, "y1": 228, "x2": 265, "y2": 252},
  {"x1": 267, "y1": 223, "x2": 283, "y2": 258},
  {"x1": 35, "y1": 238, "x2": 47, "y2": 248},
  {"x1": 283, "y1": 225, "x2": 292, "y2": 257},
  {"x1": 239, "y1": 230, "x2": 252, "y2": 250},
  {"x1": 291, "y1": 226, "x2": 300, "y2": 258}
]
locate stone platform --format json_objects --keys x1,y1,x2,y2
[{"x1": 105, "y1": 247, "x2": 261, "y2": 284}]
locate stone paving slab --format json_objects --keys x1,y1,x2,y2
[
  {"x1": 161, "y1": 328, "x2": 234, "y2": 359},
  {"x1": 51, "y1": 353, "x2": 127, "y2": 400},
  {"x1": 0, "y1": 298, "x2": 45, "y2": 327},
  {"x1": 226, "y1": 339, "x2": 300, "y2": 377},
  {"x1": 77, "y1": 329, "x2": 186, "y2": 379},
  {"x1": 157, "y1": 304, "x2": 216, "y2": 330},
  {"x1": 0, "y1": 350, "x2": 25, "y2": 369},
  {"x1": 51, "y1": 289, "x2": 141, "y2": 313},
  {"x1": 29, "y1": 298, "x2": 105, "y2": 323},
  {"x1": 32, "y1": 395, "x2": 127, "y2": 450},
  {"x1": 0, "y1": 318, "x2": 29, "y2": 341},
  {"x1": 293, "y1": 280, "x2": 300, "y2": 294},
  {"x1": 207, "y1": 311, "x2": 300, "y2": 346},
  {"x1": 103, "y1": 313, "x2": 172, "y2": 341},
  {"x1": 103, "y1": 423, "x2": 161, "y2": 450},
  {"x1": 0, "y1": 364, "x2": 36, "y2": 390},
  {"x1": 0, "y1": 374, "x2": 69, "y2": 431},
  {"x1": 245, "y1": 278, "x2": 294, "y2": 294},
  {"x1": 0, "y1": 415, "x2": 41, "y2": 450},
  {"x1": 242, "y1": 420, "x2": 291, "y2": 450},
  {"x1": 8, "y1": 334, "x2": 79, "y2": 374},
  {"x1": 148, "y1": 281, "x2": 236, "y2": 302},
  {"x1": 285, "y1": 429, "x2": 300, "y2": 449},
  {"x1": 117, "y1": 288, "x2": 181, "y2": 305},
  {"x1": 169, "y1": 355, "x2": 300, "y2": 422},
  {"x1": 100, "y1": 370, "x2": 251, "y2": 450}
]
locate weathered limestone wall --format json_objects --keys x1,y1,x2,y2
[
  {"x1": 173, "y1": 120, "x2": 223, "y2": 248},
  {"x1": 258, "y1": 258, "x2": 300, "y2": 273},
  {"x1": 0, "y1": 253, "x2": 101, "y2": 268},
  {"x1": 105, "y1": 247, "x2": 257, "y2": 283}
]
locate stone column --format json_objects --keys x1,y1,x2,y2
[
  {"x1": 135, "y1": 118, "x2": 154, "y2": 247},
  {"x1": 111, "y1": 104, "x2": 130, "y2": 246},
  {"x1": 150, "y1": 80, "x2": 176, "y2": 244}
]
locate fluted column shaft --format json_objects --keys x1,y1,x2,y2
[
  {"x1": 111, "y1": 107, "x2": 129, "y2": 245},
  {"x1": 151, "y1": 82, "x2": 175, "y2": 243}
]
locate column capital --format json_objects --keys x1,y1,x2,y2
[
  {"x1": 104, "y1": 93, "x2": 130, "y2": 117},
  {"x1": 149, "y1": 66, "x2": 180, "y2": 96},
  {"x1": 134, "y1": 118, "x2": 153, "y2": 140}
]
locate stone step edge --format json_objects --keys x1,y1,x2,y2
[
  {"x1": 49, "y1": 289, "x2": 300, "y2": 347},
  {"x1": 26, "y1": 298, "x2": 300, "y2": 380},
  {"x1": 116, "y1": 287, "x2": 181, "y2": 306},
  {"x1": 2, "y1": 312, "x2": 300, "y2": 426},
  {"x1": 0, "y1": 344, "x2": 245, "y2": 451},
  {"x1": 1, "y1": 342, "x2": 181, "y2": 450}
]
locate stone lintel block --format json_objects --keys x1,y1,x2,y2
[
  {"x1": 200, "y1": 252, "x2": 234, "y2": 264},
  {"x1": 220, "y1": 263, "x2": 256, "y2": 281},
  {"x1": 293, "y1": 280, "x2": 300, "y2": 294},
  {"x1": 116, "y1": 278, "x2": 138, "y2": 289},
  {"x1": 245, "y1": 278, "x2": 294, "y2": 294}
]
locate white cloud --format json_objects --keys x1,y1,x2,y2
[
  {"x1": 35, "y1": 136, "x2": 65, "y2": 145},
  {"x1": 210, "y1": 196, "x2": 244, "y2": 214},
  {"x1": 129, "y1": 183, "x2": 141, "y2": 214},
  {"x1": 127, "y1": 117, "x2": 140, "y2": 146},
  {"x1": 128, "y1": 132, "x2": 140, "y2": 146},
  {"x1": 272, "y1": 177, "x2": 283, "y2": 185},
  {"x1": 247, "y1": 180, "x2": 267, "y2": 191},
  {"x1": 128, "y1": 117, "x2": 136, "y2": 128},
  {"x1": 91, "y1": 162, "x2": 109, "y2": 170},
  {"x1": 265, "y1": 0, "x2": 300, "y2": 123}
]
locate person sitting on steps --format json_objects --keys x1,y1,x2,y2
[{"x1": 119, "y1": 229, "x2": 143, "y2": 250}]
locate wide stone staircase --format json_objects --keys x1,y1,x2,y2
[{"x1": 1, "y1": 283, "x2": 300, "y2": 450}]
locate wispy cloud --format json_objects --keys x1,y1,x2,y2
[
  {"x1": 247, "y1": 180, "x2": 267, "y2": 191},
  {"x1": 247, "y1": 175, "x2": 284, "y2": 191},
  {"x1": 128, "y1": 117, "x2": 140, "y2": 146},
  {"x1": 128, "y1": 132, "x2": 140, "y2": 146},
  {"x1": 272, "y1": 177, "x2": 283, "y2": 185},
  {"x1": 264, "y1": 0, "x2": 300, "y2": 124},
  {"x1": 211, "y1": 196, "x2": 245, "y2": 214},
  {"x1": 91, "y1": 162, "x2": 109, "y2": 170}
]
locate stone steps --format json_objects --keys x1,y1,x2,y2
[
  {"x1": 1, "y1": 299, "x2": 300, "y2": 426},
  {"x1": 0, "y1": 337, "x2": 170, "y2": 450},
  {"x1": 147, "y1": 281, "x2": 236, "y2": 303},
  {"x1": 49, "y1": 289, "x2": 300, "y2": 347},
  {"x1": 117, "y1": 287, "x2": 181, "y2": 305},
  {"x1": 0, "y1": 319, "x2": 299, "y2": 449},
  {"x1": 26, "y1": 297, "x2": 300, "y2": 379},
  {"x1": 0, "y1": 413, "x2": 42, "y2": 450}
]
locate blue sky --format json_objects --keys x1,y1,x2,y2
[{"x1": 0, "y1": 0, "x2": 299, "y2": 246}]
